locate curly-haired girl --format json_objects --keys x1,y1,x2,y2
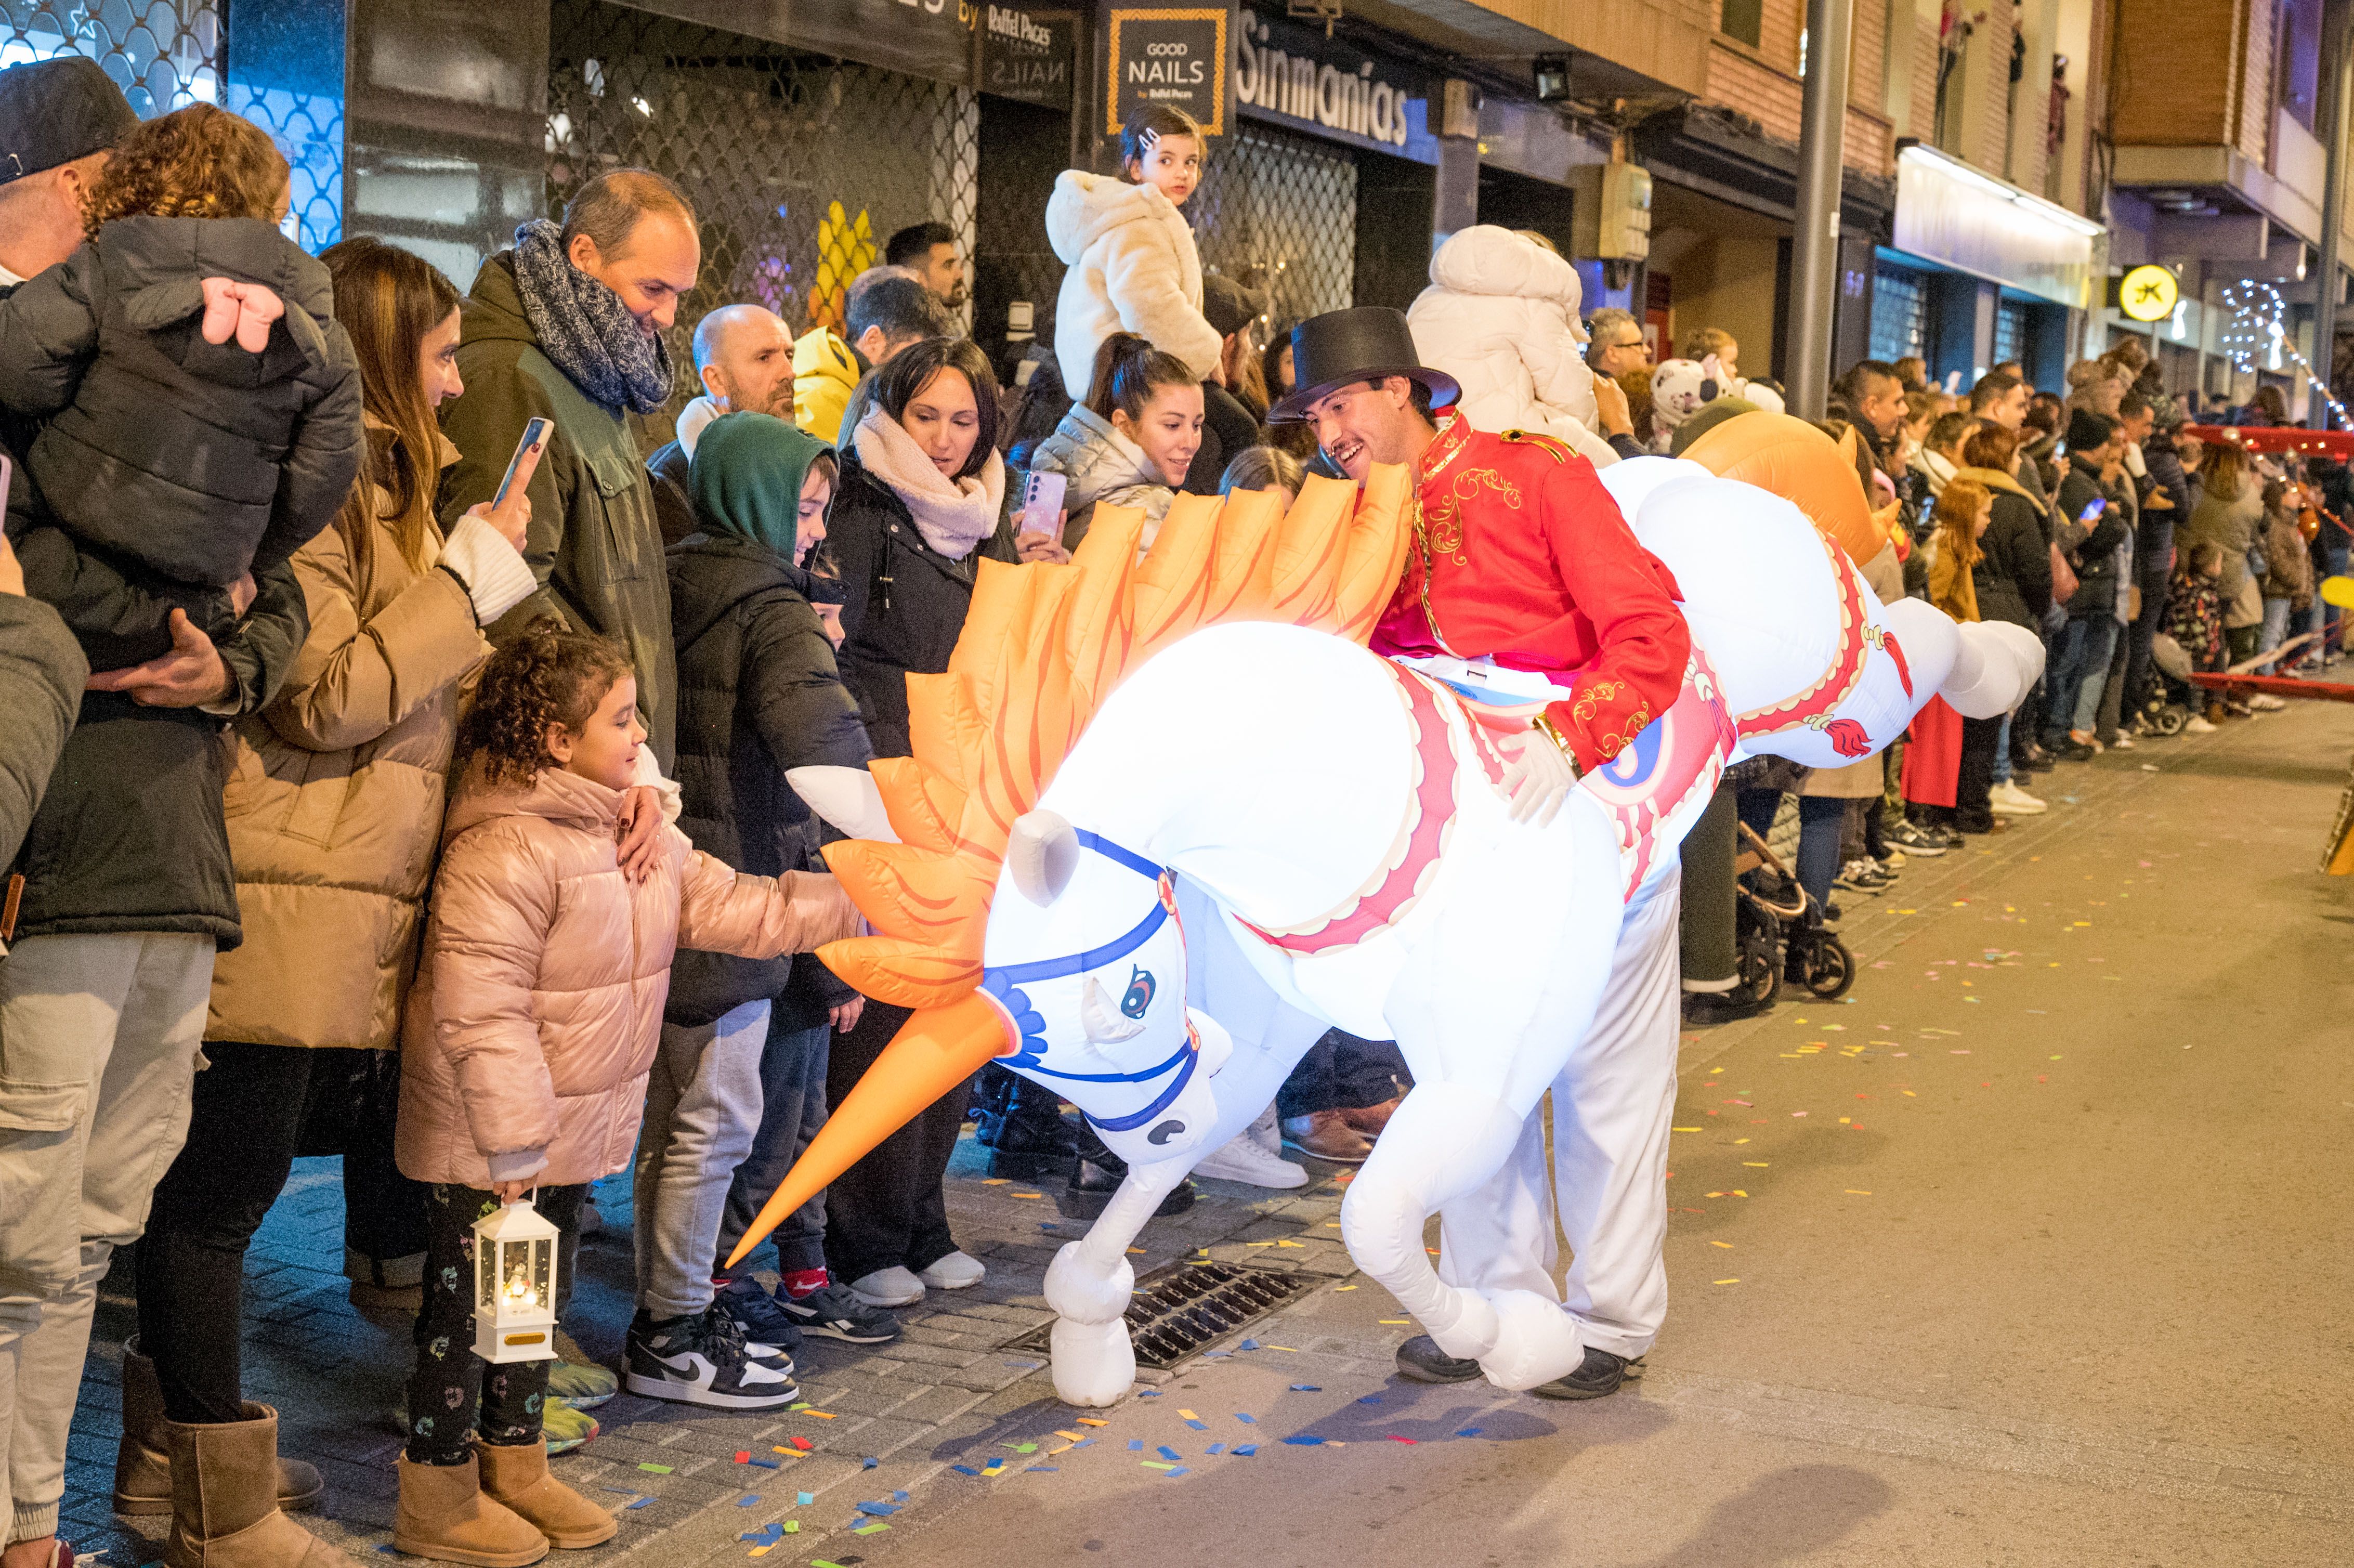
[
  {"x1": 0, "y1": 102, "x2": 360, "y2": 661},
  {"x1": 389, "y1": 619, "x2": 862, "y2": 1561}
]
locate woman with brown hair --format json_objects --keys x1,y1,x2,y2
[
  {"x1": 2177, "y1": 437, "x2": 2266, "y2": 678},
  {"x1": 121, "y1": 237, "x2": 539, "y2": 1564}
]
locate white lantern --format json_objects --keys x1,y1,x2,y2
[{"x1": 472, "y1": 1198, "x2": 559, "y2": 1364}]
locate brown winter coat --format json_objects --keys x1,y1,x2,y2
[
  {"x1": 396, "y1": 764, "x2": 861, "y2": 1188},
  {"x1": 206, "y1": 427, "x2": 489, "y2": 1050}
]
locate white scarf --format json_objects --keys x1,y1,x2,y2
[
  {"x1": 1920, "y1": 447, "x2": 1957, "y2": 498},
  {"x1": 852, "y1": 405, "x2": 1006, "y2": 559}
]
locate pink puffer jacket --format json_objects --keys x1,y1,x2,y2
[{"x1": 397, "y1": 765, "x2": 861, "y2": 1188}]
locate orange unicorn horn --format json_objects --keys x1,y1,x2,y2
[{"x1": 722, "y1": 992, "x2": 1008, "y2": 1270}]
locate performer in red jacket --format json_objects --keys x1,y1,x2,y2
[
  {"x1": 1270, "y1": 306, "x2": 1691, "y2": 1401},
  {"x1": 1272, "y1": 308, "x2": 1689, "y2": 814}
]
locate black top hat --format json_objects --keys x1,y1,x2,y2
[
  {"x1": 0, "y1": 57, "x2": 137, "y2": 186},
  {"x1": 1268, "y1": 306, "x2": 1460, "y2": 423}
]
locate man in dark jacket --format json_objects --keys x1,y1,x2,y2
[
  {"x1": 0, "y1": 532, "x2": 82, "y2": 883},
  {"x1": 437, "y1": 167, "x2": 697, "y2": 771},
  {"x1": 1182, "y1": 274, "x2": 1269, "y2": 494},
  {"x1": 0, "y1": 56, "x2": 316, "y2": 1568},
  {"x1": 635, "y1": 412, "x2": 900, "y2": 1407},
  {"x1": 2046, "y1": 409, "x2": 2132, "y2": 757}
]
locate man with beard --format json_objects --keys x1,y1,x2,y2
[
  {"x1": 649, "y1": 304, "x2": 798, "y2": 543},
  {"x1": 883, "y1": 221, "x2": 967, "y2": 312},
  {"x1": 1268, "y1": 307, "x2": 1690, "y2": 1401}
]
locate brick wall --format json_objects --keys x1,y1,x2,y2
[
  {"x1": 1702, "y1": 41, "x2": 1895, "y2": 175},
  {"x1": 1965, "y1": 0, "x2": 2015, "y2": 175},
  {"x1": 2234, "y1": 0, "x2": 2270, "y2": 164},
  {"x1": 1848, "y1": 0, "x2": 1886, "y2": 112},
  {"x1": 1908, "y1": 14, "x2": 1937, "y2": 142}
]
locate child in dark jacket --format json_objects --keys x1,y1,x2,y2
[
  {"x1": 0, "y1": 103, "x2": 360, "y2": 662},
  {"x1": 2168, "y1": 540, "x2": 2227, "y2": 673}
]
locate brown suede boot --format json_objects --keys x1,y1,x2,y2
[
  {"x1": 477, "y1": 1439, "x2": 617, "y2": 1549},
  {"x1": 1279, "y1": 1109, "x2": 1374, "y2": 1162},
  {"x1": 117, "y1": 1338, "x2": 324, "y2": 1517},
  {"x1": 160, "y1": 1405, "x2": 342, "y2": 1567},
  {"x1": 1336, "y1": 1095, "x2": 1403, "y2": 1140},
  {"x1": 394, "y1": 1453, "x2": 548, "y2": 1567}
]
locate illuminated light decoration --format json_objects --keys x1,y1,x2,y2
[
  {"x1": 472, "y1": 1198, "x2": 559, "y2": 1364},
  {"x1": 733, "y1": 462, "x2": 2043, "y2": 1405},
  {"x1": 2219, "y1": 279, "x2": 2350, "y2": 427}
]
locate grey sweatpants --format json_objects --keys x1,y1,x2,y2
[{"x1": 632, "y1": 1001, "x2": 770, "y2": 1321}]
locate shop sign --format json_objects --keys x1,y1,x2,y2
[
  {"x1": 980, "y1": 4, "x2": 1076, "y2": 107},
  {"x1": 635, "y1": 0, "x2": 975, "y2": 89},
  {"x1": 1107, "y1": 8, "x2": 1229, "y2": 135},
  {"x1": 2116, "y1": 264, "x2": 2179, "y2": 323},
  {"x1": 1233, "y1": 8, "x2": 1433, "y2": 163}
]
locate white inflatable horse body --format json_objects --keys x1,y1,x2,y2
[{"x1": 795, "y1": 460, "x2": 2041, "y2": 1407}]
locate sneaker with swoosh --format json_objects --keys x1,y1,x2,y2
[{"x1": 624, "y1": 1306, "x2": 799, "y2": 1409}]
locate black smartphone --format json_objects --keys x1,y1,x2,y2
[{"x1": 492, "y1": 417, "x2": 553, "y2": 511}]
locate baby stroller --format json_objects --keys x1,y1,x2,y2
[
  {"x1": 2139, "y1": 632, "x2": 2196, "y2": 736},
  {"x1": 1733, "y1": 821, "x2": 1855, "y2": 1002}
]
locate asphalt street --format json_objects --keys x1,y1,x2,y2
[{"x1": 808, "y1": 700, "x2": 2354, "y2": 1568}]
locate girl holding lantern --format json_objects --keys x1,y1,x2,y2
[{"x1": 389, "y1": 620, "x2": 863, "y2": 1566}]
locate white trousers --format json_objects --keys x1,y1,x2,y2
[{"x1": 1434, "y1": 869, "x2": 1681, "y2": 1360}]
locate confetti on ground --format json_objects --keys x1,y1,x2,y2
[
  {"x1": 951, "y1": 1466, "x2": 979, "y2": 1476},
  {"x1": 1076, "y1": 1417, "x2": 1108, "y2": 1427},
  {"x1": 789, "y1": 1437, "x2": 814, "y2": 1452},
  {"x1": 803, "y1": 1410, "x2": 838, "y2": 1420},
  {"x1": 637, "y1": 1464, "x2": 673, "y2": 1474},
  {"x1": 1283, "y1": 1435, "x2": 1326, "y2": 1446},
  {"x1": 1290, "y1": 1384, "x2": 1321, "y2": 1392},
  {"x1": 626, "y1": 1497, "x2": 654, "y2": 1510},
  {"x1": 1128, "y1": 1439, "x2": 1144, "y2": 1451},
  {"x1": 1378, "y1": 1318, "x2": 1410, "y2": 1325},
  {"x1": 739, "y1": 1523, "x2": 785, "y2": 1546},
  {"x1": 1235, "y1": 1444, "x2": 1258, "y2": 1456},
  {"x1": 796, "y1": 1492, "x2": 814, "y2": 1506},
  {"x1": 735, "y1": 1451, "x2": 750, "y2": 1463},
  {"x1": 1714, "y1": 1278, "x2": 1740, "y2": 1285},
  {"x1": 1163, "y1": 1467, "x2": 1192, "y2": 1477},
  {"x1": 1455, "y1": 1428, "x2": 1483, "y2": 1438},
  {"x1": 851, "y1": 1523, "x2": 889, "y2": 1536},
  {"x1": 1013, "y1": 1443, "x2": 1039, "y2": 1454},
  {"x1": 860, "y1": 1457, "x2": 879, "y2": 1469},
  {"x1": 1207, "y1": 1443, "x2": 1226, "y2": 1454},
  {"x1": 1234, "y1": 1413, "x2": 1257, "y2": 1424},
  {"x1": 1027, "y1": 1465, "x2": 1058, "y2": 1472},
  {"x1": 855, "y1": 1501, "x2": 898, "y2": 1517},
  {"x1": 737, "y1": 1495, "x2": 762, "y2": 1508},
  {"x1": 1846, "y1": 1189, "x2": 1873, "y2": 1195},
  {"x1": 1140, "y1": 1460, "x2": 1178, "y2": 1471},
  {"x1": 1388, "y1": 1435, "x2": 1417, "y2": 1445},
  {"x1": 1157, "y1": 1445, "x2": 1183, "y2": 1461}
]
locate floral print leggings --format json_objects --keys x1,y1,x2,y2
[{"x1": 404, "y1": 1182, "x2": 587, "y2": 1465}]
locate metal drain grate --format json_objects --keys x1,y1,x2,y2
[{"x1": 1002, "y1": 1260, "x2": 1329, "y2": 1370}]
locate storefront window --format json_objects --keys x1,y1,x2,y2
[
  {"x1": 1868, "y1": 265, "x2": 1927, "y2": 365},
  {"x1": 1720, "y1": 0, "x2": 1763, "y2": 48},
  {"x1": 2277, "y1": 0, "x2": 2323, "y2": 131}
]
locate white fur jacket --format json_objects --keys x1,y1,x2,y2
[
  {"x1": 1046, "y1": 171, "x2": 1224, "y2": 395},
  {"x1": 1406, "y1": 225, "x2": 1617, "y2": 467}
]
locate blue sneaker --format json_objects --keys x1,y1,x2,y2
[
  {"x1": 713, "y1": 1275, "x2": 805, "y2": 1353},
  {"x1": 780, "y1": 1279, "x2": 902, "y2": 1344}
]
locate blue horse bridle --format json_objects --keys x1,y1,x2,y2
[{"x1": 980, "y1": 830, "x2": 1200, "y2": 1134}]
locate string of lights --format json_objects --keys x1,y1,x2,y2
[{"x1": 2218, "y1": 279, "x2": 2350, "y2": 427}]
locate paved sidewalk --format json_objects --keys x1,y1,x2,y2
[{"x1": 62, "y1": 1141, "x2": 1358, "y2": 1565}]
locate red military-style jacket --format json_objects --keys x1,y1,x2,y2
[{"x1": 1370, "y1": 412, "x2": 1691, "y2": 770}]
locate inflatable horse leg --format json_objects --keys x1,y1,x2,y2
[{"x1": 1044, "y1": 893, "x2": 1328, "y2": 1407}]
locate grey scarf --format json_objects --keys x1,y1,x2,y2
[{"x1": 508, "y1": 219, "x2": 674, "y2": 415}]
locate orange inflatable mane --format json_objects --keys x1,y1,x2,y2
[{"x1": 727, "y1": 467, "x2": 1411, "y2": 1265}]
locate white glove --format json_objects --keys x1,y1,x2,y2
[{"x1": 1499, "y1": 725, "x2": 1577, "y2": 826}]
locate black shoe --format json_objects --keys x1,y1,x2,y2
[
  {"x1": 1531, "y1": 1345, "x2": 1629, "y2": 1400},
  {"x1": 1062, "y1": 1155, "x2": 1196, "y2": 1219},
  {"x1": 713, "y1": 1275, "x2": 804, "y2": 1353},
  {"x1": 1395, "y1": 1335, "x2": 1481, "y2": 1383},
  {"x1": 2056, "y1": 739, "x2": 2096, "y2": 761},
  {"x1": 624, "y1": 1306, "x2": 799, "y2": 1409},
  {"x1": 779, "y1": 1280, "x2": 903, "y2": 1344},
  {"x1": 1887, "y1": 818, "x2": 1948, "y2": 857},
  {"x1": 1682, "y1": 989, "x2": 1772, "y2": 1025}
]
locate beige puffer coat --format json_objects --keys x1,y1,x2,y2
[
  {"x1": 396, "y1": 765, "x2": 861, "y2": 1188},
  {"x1": 207, "y1": 427, "x2": 494, "y2": 1051}
]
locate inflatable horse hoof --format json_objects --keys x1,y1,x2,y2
[
  {"x1": 1474, "y1": 1288, "x2": 1585, "y2": 1391},
  {"x1": 1049, "y1": 1316, "x2": 1137, "y2": 1407}
]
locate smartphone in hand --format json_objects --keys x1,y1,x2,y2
[
  {"x1": 1018, "y1": 470, "x2": 1068, "y2": 547},
  {"x1": 492, "y1": 417, "x2": 553, "y2": 511},
  {"x1": 2076, "y1": 497, "x2": 2107, "y2": 524}
]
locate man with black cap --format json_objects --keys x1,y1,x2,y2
[
  {"x1": 1270, "y1": 305, "x2": 1691, "y2": 1403},
  {"x1": 0, "y1": 56, "x2": 320, "y2": 1568}
]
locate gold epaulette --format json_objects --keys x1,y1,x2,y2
[{"x1": 1500, "y1": 429, "x2": 1573, "y2": 463}]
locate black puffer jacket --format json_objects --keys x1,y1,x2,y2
[
  {"x1": 2052, "y1": 455, "x2": 2131, "y2": 620},
  {"x1": 663, "y1": 532, "x2": 873, "y2": 1025},
  {"x1": 0, "y1": 216, "x2": 360, "y2": 590},
  {"x1": 0, "y1": 592, "x2": 85, "y2": 882},
  {"x1": 827, "y1": 453, "x2": 1018, "y2": 760}
]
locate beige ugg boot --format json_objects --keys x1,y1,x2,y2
[
  {"x1": 160, "y1": 1404, "x2": 342, "y2": 1567},
  {"x1": 393, "y1": 1452, "x2": 549, "y2": 1567},
  {"x1": 117, "y1": 1338, "x2": 324, "y2": 1517},
  {"x1": 476, "y1": 1439, "x2": 617, "y2": 1549}
]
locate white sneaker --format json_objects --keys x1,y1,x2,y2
[
  {"x1": 2108, "y1": 731, "x2": 2136, "y2": 750},
  {"x1": 848, "y1": 1265, "x2": 926, "y2": 1306},
  {"x1": 1244, "y1": 1102, "x2": 1283, "y2": 1156},
  {"x1": 1989, "y1": 781, "x2": 2047, "y2": 815},
  {"x1": 2249, "y1": 693, "x2": 2287, "y2": 711},
  {"x1": 2183, "y1": 713, "x2": 2218, "y2": 734},
  {"x1": 1192, "y1": 1131, "x2": 1309, "y2": 1188},
  {"x1": 916, "y1": 1251, "x2": 985, "y2": 1291}
]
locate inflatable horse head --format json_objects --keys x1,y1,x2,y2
[{"x1": 724, "y1": 471, "x2": 1412, "y2": 1267}]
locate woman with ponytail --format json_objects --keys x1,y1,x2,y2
[{"x1": 1023, "y1": 332, "x2": 1205, "y2": 552}]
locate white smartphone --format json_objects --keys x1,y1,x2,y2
[{"x1": 1018, "y1": 469, "x2": 1068, "y2": 547}]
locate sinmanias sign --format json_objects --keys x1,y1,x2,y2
[{"x1": 1233, "y1": 8, "x2": 1429, "y2": 158}]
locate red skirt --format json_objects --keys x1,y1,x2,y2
[{"x1": 1900, "y1": 696, "x2": 1962, "y2": 809}]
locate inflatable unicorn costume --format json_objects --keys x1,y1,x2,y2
[{"x1": 735, "y1": 427, "x2": 2043, "y2": 1406}]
